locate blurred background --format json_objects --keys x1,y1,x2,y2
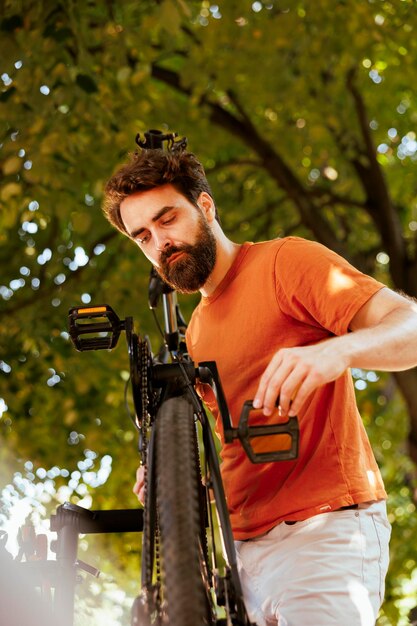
[{"x1": 1, "y1": 0, "x2": 417, "y2": 623}]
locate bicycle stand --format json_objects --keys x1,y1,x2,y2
[
  {"x1": 9, "y1": 502, "x2": 144, "y2": 626},
  {"x1": 50, "y1": 502, "x2": 144, "y2": 625}
]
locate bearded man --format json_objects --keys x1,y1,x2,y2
[{"x1": 103, "y1": 145, "x2": 417, "y2": 626}]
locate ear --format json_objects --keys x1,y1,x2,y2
[{"x1": 197, "y1": 192, "x2": 216, "y2": 222}]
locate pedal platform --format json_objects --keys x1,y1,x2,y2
[
  {"x1": 235, "y1": 401, "x2": 299, "y2": 463},
  {"x1": 68, "y1": 304, "x2": 125, "y2": 351}
]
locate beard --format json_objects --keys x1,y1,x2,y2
[{"x1": 156, "y1": 214, "x2": 217, "y2": 294}]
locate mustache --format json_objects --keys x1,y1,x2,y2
[{"x1": 160, "y1": 244, "x2": 193, "y2": 264}]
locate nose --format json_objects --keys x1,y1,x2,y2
[{"x1": 154, "y1": 232, "x2": 172, "y2": 252}]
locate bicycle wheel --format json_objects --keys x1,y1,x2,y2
[{"x1": 156, "y1": 395, "x2": 213, "y2": 626}]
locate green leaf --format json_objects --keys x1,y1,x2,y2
[{"x1": 75, "y1": 73, "x2": 99, "y2": 93}]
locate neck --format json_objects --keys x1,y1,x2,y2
[{"x1": 200, "y1": 230, "x2": 241, "y2": 297}]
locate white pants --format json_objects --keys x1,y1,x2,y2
[{"x1": 235, "y1": 501, "x2": 391, "y2": 626}]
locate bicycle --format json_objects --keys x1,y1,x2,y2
[{"x1": 68, "y1": 262, "x2": 299, "y2": 624}]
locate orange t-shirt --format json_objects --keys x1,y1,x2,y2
[{"x1": 186, "y1": 237, "x2": 387, "y2": 540}]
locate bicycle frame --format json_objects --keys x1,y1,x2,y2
[{"x1": 67, "y1": 274, "x2": 299, "y2": 624}]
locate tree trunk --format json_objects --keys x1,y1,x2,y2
[{"x1": 393, "y1": 369, "x2": 417, "y2": 464}]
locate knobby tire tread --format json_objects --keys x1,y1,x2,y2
[{"x1": 156, "y1": 396, "x2": 212, "y2": 626}]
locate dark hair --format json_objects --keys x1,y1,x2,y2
[{"x1": 103, "y1": 149, "x2": 217, "y2": 235}]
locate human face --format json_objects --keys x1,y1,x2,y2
[{"x1": 120, "y1": 184, "x2": 217, "y2": 293}]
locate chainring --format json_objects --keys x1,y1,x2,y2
[{"x1": 128, "y1": 331, "x2": 152, "y2": 430}]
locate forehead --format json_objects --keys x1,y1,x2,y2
[{"x1": 120, "y1": 184, "x2": 193, "y2": 232}]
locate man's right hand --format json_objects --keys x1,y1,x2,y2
[{"x1": 133, "y1": 466, "x2": 145, "y2": 505}]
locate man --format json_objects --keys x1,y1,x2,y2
[{"x1": 103, "y1": 146, "x2": 417, "y2": 626}]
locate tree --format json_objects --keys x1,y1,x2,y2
[{"x1": 1, "y1": 1, "x2": 417, "y2": 623}]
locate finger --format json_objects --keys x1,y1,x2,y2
[
  {"x1": 260, "y1": 362, "x2": 295, "y2": 416},
  {"x1": 277, "y1": 368, "x2": 307, "y2": 415},
  {"x1": 132, "y1": 479, "x2": 143, "y2": 495},
  {"x1": 133, "y1": 466, "x2": 145, "y2": 495},
  {"x1": 288, "y1": 372, "x2": 321, "y2": 416},
  {"x1": 133, "y1": 479, "x2": 145, "y2": 504},
  {"x1": 253, "y1": 352, "x2": 284, "y2": 410}
]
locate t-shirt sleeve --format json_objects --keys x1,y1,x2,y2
[{"x1": 274, "y1": 237, "x2": 386, "y2": 336}]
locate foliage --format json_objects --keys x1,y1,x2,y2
[{"x1": 1, "y1": 0, "x2": 417, "y2": 622}]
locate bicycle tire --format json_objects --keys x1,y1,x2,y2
[{"x1": 156, "y1": 395, "x2": 213, "y2": 626}]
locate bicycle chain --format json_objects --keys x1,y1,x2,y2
[
  {"x1": 139, "y1": 335, "x2": 150, "y2": 466},
  {"x1": 139, "y1": 337, "x2": 162, "y2": 616}
]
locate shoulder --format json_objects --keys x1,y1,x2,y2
[
  {"x1": 273, "y1": 237, "x2": 358, "y2": 271},
  {"x1": 249, "y1": 236, "x2": 322, "y2": 257},
  {"x1": 246, "y1": 237, "x2": 333, "y2": 272},
  {"x1": 244, "y1": 237, "x2": 291, "y2": 263},
  {"x1": 235, "y1": 237, "x2": 336, "y2": 281},
  {"x1": 275, "y1": 236, "x2": 331, "y2": 257}
]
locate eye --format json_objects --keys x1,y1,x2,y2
[
  {"x1": 136, "y1": 232, "x2": 150, "y2": 245},
  {"x1": 161, "y1": 215, "x2": 175, "y2": 226}
]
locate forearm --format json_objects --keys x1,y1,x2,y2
[{"x1": 333, "y1": 306, "x2": 417, "y2": 372}]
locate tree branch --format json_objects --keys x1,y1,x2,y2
[
  {"x1": 150, "y1": 63, "x2": 349, "y2": 257},
  {"x1": 346, "y1": 67, "x2": 407, "y2": 287},
  {"x1": 308, "y1": 186, "x2": 367, "y2": 210},
  {"x1": 227, "y1": 200, "x2": 283, "y2": 234}
]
